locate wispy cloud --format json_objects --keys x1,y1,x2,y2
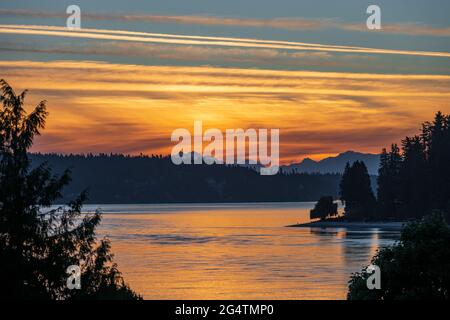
[
  {"x1": 1, "y1": 24, "x2": 450, "y2": 58},
  {"x1": 1, "y1": 40, "x2": 380, "y2": 70},
  {"x1": 1, "y1": 60, "x2": 449, "y2": 162},
  {"x1": 342, "y1": 23, "x2": 450, "y2": 37},
  {"x1": 2, "y1": 9, "x2": 450, "y2": 37},
  {"x1": 0, "y1": 9, "x2": 335, "y2": 30}
]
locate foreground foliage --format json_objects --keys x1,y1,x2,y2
[
  {"x1": 348, "y1": 213, "x2": 450, "y2": 300},
  {"x1": 0, "y1": 79, "x2": 140, "y2": 299}
]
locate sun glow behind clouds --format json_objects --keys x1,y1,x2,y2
[{"x1": 1, "y1": 60, "x2": 449, "y2": 163}]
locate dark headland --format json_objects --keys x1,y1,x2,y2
[{"x1": 287, "y1": 219, "x2": 404, "y2": 230}]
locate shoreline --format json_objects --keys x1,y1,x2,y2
[{"x1": 287, "y1": 220, "x2": 405, "y2": 230}]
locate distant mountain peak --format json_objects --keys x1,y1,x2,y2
[
  {"x1": 338, "y1": 150, "x2": 372, "y2": 157},
  {"x1": 300, "y1": 157, "x2": 317, "y2": 164},
  {"x1": 282, "y1": 150, "x2": 380, "y2": 175},
  {"x1": 340, "y1": 150, "x2": 358, "y2": 155}
]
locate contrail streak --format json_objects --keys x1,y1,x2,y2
[{"x1": 1, "y1": 24, "x2": 450, "y2": 58}]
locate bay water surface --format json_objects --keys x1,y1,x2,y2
[{"x1": 81, "y1": 202, "x2": 400, "y2": 299}]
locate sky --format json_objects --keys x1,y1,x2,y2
[{"x1": 0, "y1": 0, "x2": 449, "y2": 163}]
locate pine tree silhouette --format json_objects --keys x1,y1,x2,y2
[{"x1": 0, "y1": 79, "x2": 140, "y2": 299}]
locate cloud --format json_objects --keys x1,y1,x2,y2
[
  {"x1": 343, "y1": 23, "x2": 450, "y2": 37},
  {"x1": 0, "y1": 9, "x2": 339, "y2": 30},
  {"x1": 2, "y1": 9, "x2": 450, "y2": 37},
  {"x1": 1, "y1": 39, "x2": 380, "y2": 69},
  {"x1": 1, "y1": 24, "x2": 450, "y2": 59},
  {"x1": 1, "y1": 60, "x2": 449, "y2": 162}
]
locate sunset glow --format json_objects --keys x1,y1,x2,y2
[
  {"x1": 1, "y1": 60, "x2": 448, "y2": 163},
  {"x1": 1, "y1": 3, "x2": 450, "y2": 163}
]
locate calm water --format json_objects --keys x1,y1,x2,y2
[{"x1": 81, "y1": 202, "x2": 399, "y2": 300}]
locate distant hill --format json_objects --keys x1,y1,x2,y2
[
  {"x1": 282, "y1": 151, "x2": 380, "y2": 175},
  {"x1": 28, "y1": 153, "x2": 344, "y2": 204}
]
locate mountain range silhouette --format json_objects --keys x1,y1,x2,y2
[{"x1": 281, "y1": 151, "x2": 380, "y2": 175}]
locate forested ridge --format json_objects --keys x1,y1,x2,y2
[{"x1": 29, "y1": 153, "x2": 349, "y2": 203}]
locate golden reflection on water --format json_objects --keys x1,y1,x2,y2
[{"x1": 94, "y1": 203, "x2": 398, "y2": 299}]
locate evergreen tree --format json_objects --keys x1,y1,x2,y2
[
  {"x1": 422, "y1": 112, "x2": 450, "y2": 213},
  {"x1": 376, "y1": 111, "x2": 450, "y2": 220},
  {"x1": 340, "y1": 161, "x2": 377, "y2": 220},
  {"x1": 376, "y1": 148, "x2": 390, "y2": 218},
  {"x1": 376, "y1": 144, "x2": 402, "y2": 218},
  {"x1": 398, "y1": 136, "x2": 429, "y2": 218},
  {"x1": 0, "y1": 79, "x2": 140, "y2": 299}
]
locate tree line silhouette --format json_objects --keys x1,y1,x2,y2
[
  {"x1": 335, "y1": 111, "x2": 450, "y2": 221},
  {"x1": 377, "y1": 111, "x2": 450, "y2": 219},
  {"x1": 29, "y1": 153, "x2": 347, "y2": 203}
]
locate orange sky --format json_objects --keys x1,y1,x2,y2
[
  {"x1": 1, "y1": 60, "x2": 449, "y2": 164},
  {"x1": 1, "y1": 2, "x2": 450, "y2": 164}
]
